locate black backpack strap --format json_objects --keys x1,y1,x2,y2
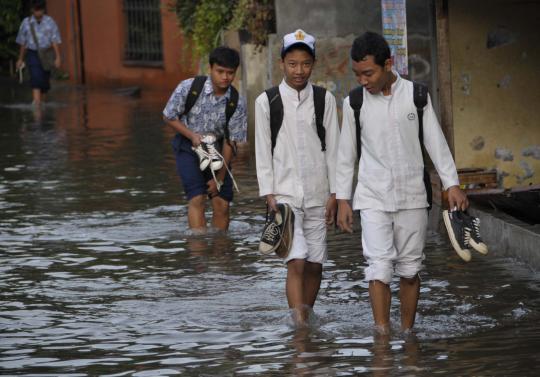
[
  {"x1": 181, "y1": 75, "x2": 207, "y2": 117},
  {"x1": 312, "y1": 85, "x2": 327, "y2": 152},
  {"x1": 413, "y1": 82, "x2": 428, "y2": 151},
  {"x1": 348, "y1": 86, "x2": 364, "y2": 161},
  {"x1": 265, "y1": 86, "x2": 283, "y2": 155},
  {"x1": 224, "y1": 85, "x2": 239, "y2": 141},
  {"x1": 413, "y1": 82, "x2": 432, "y2": 210}
]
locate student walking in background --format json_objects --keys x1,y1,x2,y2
[
  {"x1": 163, "y1": 47, "x2": 247, "y2": 233},
  {"x1": 15, "y1": 0, "x2": 61, "y2": 106}
]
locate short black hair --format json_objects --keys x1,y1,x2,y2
[
  {"x1": 350, "y1": 31, "x2": 391, "y2": 67},
  {"x1": 209, "y1": 46, "x2": 240, "y2": 69},
  {"x1": 31, "y1": 0, "x2": 46, "y2": 10},
  {"x1": 281, "y1": 42, "x2": 315, "y2": 60}
]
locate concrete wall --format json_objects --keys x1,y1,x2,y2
[
  {"x1": 275, "y1": 0, "x2": 381, "y2": 39},
  {"x1": 271, "y1": 0, "x2": 438, "y2": 108},
  {"x1": 449, "y1": 0, "x2": 540, "y2": 188}
]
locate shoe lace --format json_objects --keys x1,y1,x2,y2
[
  {"x1": 205, "y1": 141, "x2": 220, "y2": 162},
  {"x1": 193, "y1": 144, "x2": 210, "y2": 158},
  {"x1": 463, "y1": 226, "x2": 472, "y2": 247},
  {"x1": 470, "y1": 217, "x2": 482, "y2": 240},
  {"x1": 262, "y1": 222, "x2": 281, "y2": 243},
  {"x1": 205, "y1": 144, "x2": 240, "y2": 193}
]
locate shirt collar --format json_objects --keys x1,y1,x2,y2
[
  {"x1": 203, "y1": 76, "x2": 231, "y2": 99},
  {"x1": 279, "y1": 79, "x2": 312, "y2": 101},
  {"x1": 30, "y1": 15, "x2": 47, "y2": 24},
  {"x1": 388, "y1": 70, "x2": 402, "y2": 93}
]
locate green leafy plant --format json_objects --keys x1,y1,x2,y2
[
  {"x1": 169, "y1": 0, "x2": 275, "y2": 57},
  {"x1": 0, "y1": 0, "x2": 22, "y2": 72},
  {"x1": 192, "y1": 0, "x2": 235, "y2": 56}
]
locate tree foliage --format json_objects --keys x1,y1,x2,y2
[
  {"x1": 170, "y1": 0, "x2": 275, "y2": 57},
  {"x1": 0, "y1": 0, "x2": 22, "y2": 63}
]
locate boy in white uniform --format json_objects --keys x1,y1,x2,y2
[
  {"x1": 336, "y1": 32, "x2": 469, "y2": 332},
  {"x1": 255, "y1": 30, "x2": 340, "y2": 326}
]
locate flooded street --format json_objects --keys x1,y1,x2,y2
[{"x1": 1, "y1": 84, "x2": 539, "y2": 376}]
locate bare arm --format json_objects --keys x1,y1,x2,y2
[
  {"x1": 16, "y1": 45, "x2": 26, "y2": 70},
  {"x1": 337, "y1": 199, "x2": 354, "y2": 233},
  {"x1": 52, "y1": 42, "x2": 61, "y2": 68}
]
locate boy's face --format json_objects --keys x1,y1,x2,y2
[
  {"x1": 280, "y1": 49, "x2": 315, "y2": 91},
  {"x1": 209, "y1": 64, "x2": 236, "y2": 92},
  {"x1": 351, "y1": 55, "x2": 392, "y2": 94},
  {"x1": 31, "y1": 8, "x2": 45, "y2": 20}
]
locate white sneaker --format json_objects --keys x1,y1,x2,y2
[
  {"x1": 192, "y1": 144, "x2": 211, "y2": 171},
  {"x1": 201, "y1": 134, "x2": 223, "y2": 171}
]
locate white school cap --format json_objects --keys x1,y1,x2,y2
[{"x1": 282, "y1": 29, "x2": 316, "y2": 56}]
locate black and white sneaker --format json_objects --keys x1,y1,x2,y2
[
  {"x1": 462, "y1": 212, "x2": 488, "y2": 255},
  {"x1": 275, "y1": 204, "x2": 294, "y2": 258},
  {"x1": 259, "y1": 207, "x2": 285, "y2": 255},
  {"x1": 442, "y1": 209, "x2": 472, "y2": 262}
]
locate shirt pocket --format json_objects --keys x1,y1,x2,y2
[{"x1": 357, "y1": 167, "x2": 392, "y2": 201}]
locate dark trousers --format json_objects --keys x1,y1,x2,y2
[{"x1": 26, "y1": 49, "x2": 51, "y2": 93}]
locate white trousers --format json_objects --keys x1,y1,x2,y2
[
  {"x1": 360, "y1": 208, "x2": 428, "y2": 284},
  {"x1": 283, "y1": 205, "x2": 327, "y2": 265}
]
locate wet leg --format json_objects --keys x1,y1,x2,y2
[
  {"x1": 32, "y1": 89, "x2": 42, "y2": 105},
  {"x1": 188, "y1": 194, "x2": 207, "y2": 231},
  {"x1": 371, "y1": 328, "x2": 392, "y2": 377},
  {"x1": 303, "y1": 261, "x2": 322, "y2": 307},
  {"x1": 286, "y1": 259, "x2": 308, "y2": 325},
  {"x1": 369, "y1": 280, "x2": 391, "y2": 332},
  {"x1": 211, "y1": 196, "x2": 230, "y2": 231},
  {"x1": 399, "y1": 275, "x2": 420, "y2": 330}
]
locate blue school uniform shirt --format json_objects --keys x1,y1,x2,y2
[
  {"x1": 16, "y1": 15, "x2": 62, "y2": 50},
  {"x1": 163, "y1": 77, "x2": 248, "y2": 143}
]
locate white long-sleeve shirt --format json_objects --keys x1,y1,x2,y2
[
  {"x1": 255, "y1": 80, "x2": 340, "y2": 208},
  {"x1": 336, "y1": 74, "x2": 459, "y2": 211}
]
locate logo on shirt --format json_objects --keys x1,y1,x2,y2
[{"x1": 407, "y1": 112, "x2": 416, "y2": 120}]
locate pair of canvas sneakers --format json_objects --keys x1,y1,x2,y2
[
  {"x1": 259, "y1": 203, "x2": 295, "y2": 258},
  {"x1": 443, "y1": 209, "x2": 488, "y2": 262},
  {"x1": 192, "y1": 134, "x2": 224, "y2": 172},
  {"x1": 192, "y1": 134, "x2": 239, "y2": 193}
]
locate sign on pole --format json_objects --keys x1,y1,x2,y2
[{"x1": 381, "y1": 0, "x2": 408, "y2": 75}]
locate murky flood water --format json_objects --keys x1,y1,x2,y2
[{"x1": 1, "y1": 83, "x2": 539, "y2": 376}]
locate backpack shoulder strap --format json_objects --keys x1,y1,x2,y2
[
  {"x1": 265, "y1": 86, "x2": 283, "y2": 155},
  {"x1": 181, "y1": 75, "x2": 207, "y2": 117},
  {"x1": 312, "y1": 85, "x2": 327, "y2": 152},
  {"x1": 224, "y1": 85, "x2": 239, "y2": 140},
  {"x1": 413, "y1": 81, "x2": 433, "y2": 210},
  {"x1": 348, "y1": 86, "x2": 364, "y2": 161},
  {"x1": 413, "y1": 82, "x2": 428, "y2": 149}
]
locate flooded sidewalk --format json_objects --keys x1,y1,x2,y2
[{"x1": 0, "y1": 82, "x2": 539, "y2": 376}]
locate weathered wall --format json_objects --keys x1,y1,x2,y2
[
  {"x1": 46, "y1": 0, "x2": 84, "y2": 83},
  {"x1": 449, "y1": 0, "x2": 540, "y2": 187},
  {"x1": 271, "y1": 0, "x2": 438, "y2": 108}
]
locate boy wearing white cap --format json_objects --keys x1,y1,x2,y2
[{"x1": 255, "y1": 29, "x2": 340, "y2": 326}]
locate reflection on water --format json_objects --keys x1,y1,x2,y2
[{"x1": 1, "y1": 84, "x2": 539, "y2": 376}]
